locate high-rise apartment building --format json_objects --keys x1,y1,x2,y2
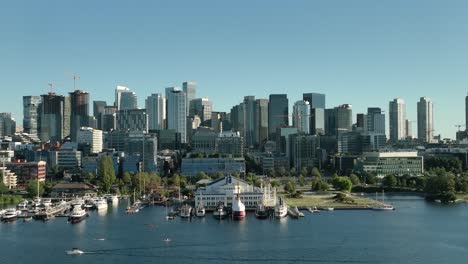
[
  {"x1": 39, "y1": 93, "x2": 70, "y2": 142},
  {"x1": 145, "y1": 93, "x2": 166, "y2": 130},
  {"x1": 23, "y1": 96, "x2": 42, "y2": 135},
  {"x1": 293, "y1": 100, "x2": 310, "y2": 134},
  {"x1": 115, "y1": 86, "x2": 130, "y2": 110},
  {"x1": 366, "y1": 107, "x2": 385, "y2": 135},
  {"x1": 70, "y1": 90, "x2": 90, "y2": 141},
  {"x1": 116, "y1": 109, "x2": 148, "y2": 132},
  {"x1": 268, "y1": 94, "x2": 288, "y2": 140},
  {"x1": 119, "y1": 91, "x2": 138, "y2": 110},
  {"x1": 93, "y1": 101, "x2": 107, "y2": 130},
  {"x1": 166, "y1": 87, "x2": 187, "y2": 143},
  {"x1": 389, "y1": 98, "x2": 407, "y2": 142},
  {"x1": 417, "y1": 97, "x2": 434, "y2": 143},
  {"x1": 0, "y1": 113, "x2": 16, "y2": 137}
]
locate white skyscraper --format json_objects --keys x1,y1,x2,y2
[
  {"x1": 417, "y1": 97, "x2": 434, "y2": 143},
  {"x1": 166, "y1": 87, "x2": 187, "y2": 143},
  {"x1": 293, "y1": 100, "x2": 310, "y2": 134},
  {"x1": 145, "y1": 93, "x2": 166, "y2": 130},
  {"x1": 389, "y1": 98, "x2": 407, "y2": 142},
  {"x1": 115, "y1": 86, "x2": 130, "y2": 110}
]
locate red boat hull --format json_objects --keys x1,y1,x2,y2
[{"x1": 232, "y1": 210, "x2": 246, "y2": 220}]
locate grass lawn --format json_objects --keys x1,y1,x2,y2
[{"x1": 283, "y1": 193, "x2": 380, "y2": 207}]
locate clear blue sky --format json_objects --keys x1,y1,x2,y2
[{"x1": 1, "y1": 0, "x2": 467, "y2": 138}]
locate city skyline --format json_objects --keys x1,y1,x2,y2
[{"x1": 2, "y1": 0, "x2": 468, "y2": 138}]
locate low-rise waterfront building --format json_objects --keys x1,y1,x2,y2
[
  {"x1": 358, "y1": 151, "x2": 424, "y2": 177},
  {"x1": 1, "y1": 167, "x2": 17, "y2": 189},
  {"x1": 194, "y1": 175, "x2": 276, "y2": 210},
  {"x1": 5, "y1": 160, "x2": 46, "y2": 184}
]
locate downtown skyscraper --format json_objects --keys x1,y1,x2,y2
[
  {"x1": 417, "y1": 96, "x2": 434, "y2": 143},
  {"x1": 166, "y1": 87, "x2": 187, "y2": 143},
  {"x1": 293, "y1": 100, "x2": 310, "y2": 134},
  {"x1": 268, "y1": 94, "x2": 289, "y2": 140},
  {"x1": 303, "y1": 93, "x2": 325, "y2": 135},
  {"x1": 389, "y1": 98, "x2": 407, "y2": 142},
  {"x1": 183, "y1": 81, "x2": 196, "y2": 115},
  {"x1": 145, "y1": 93, "x2": 166, "y2": 130},
  {"x1": 39, "y1": 93, "x2": 70, "y2": 142}
]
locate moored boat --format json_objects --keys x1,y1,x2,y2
[
  {"x1": 68, "y1": 206, "x2": 88, "y2": 224},
  {"x1": 196, "y1": 205, "x2": 205, "y2": 217},
  {"x1": 1, "y1": 209, "x2": 18, "y2": 222},
  {"x1": 255, "y1": 204, "x2": 269, "y2": 219},
  {"x1": 213, "y1": 202, "x2": 228, "y2": 220},
  {"x1": 274, "y1": 198, "x2": 288, "y2": 219},
  {"x1": 180, "y1": 204, "x2": 192, "y2": 218},
  {"x1": 232, "y1": 185, "x2": 246, "y2": 220},
  {"x1": 94, "y1": 198, "x2": 108, "y2": 210}
]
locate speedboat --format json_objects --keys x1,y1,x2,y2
[
  {"x1": 94, "y1": 198, "x2": 108, "y2": 210},
  {"x1": 66, "y1": 248, "x2": 85, "y2": 255},
  {"x1": 255, "y1": 204, "x2": 269, "y2": 219},
  {"x1": 2, "y1": 209, "x2": 18, "y2": 222},
  {"x1": 163, "y1": 238, "x2": 172, "y2": 243},
  {"x1": 213, "y1": 202, "x2": 228, "y2": 220},
  {"x1": 180, "y1": 204, "x2": 192, "y2": 218},
  {"x1": 68, "y1": 206, "x2": 88, "y2": 224},
  {"x1": 274, "y1": 198, "x2": 288, "y2": 219}
]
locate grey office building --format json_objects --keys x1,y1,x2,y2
[
  {"x1": 243, "y1": 96, "x2": 256, "y2": 148},
  {"x1": 93, "y1": 101, "x2": 107, "y2": 130},
  {"x1": 255, "y1": 99, "x2": 269, "y2": 146},
  {"x1": 268, "y1": 94, "x2": 288, "y2": 140},
  {"x1": 116, "y1": 109, "x2": 148, "y2": 132},
  {"x1": 303, "y1": 93, "x2": 325, "y2": 135},
  {"x1": 183, "y1": 81, "x2": 196, "y2": 115},
  {"x1": 39, "y1": 93, "x2": 70, "y2": 142},
  {"x1": 166, "y1": 87, "x2": 187, "y2": 143},
  {"x1": 70, "y1": 90, "x2": 90, "y2": 141}
]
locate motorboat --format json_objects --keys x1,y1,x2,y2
[
  {"x1": 1, "y1": 208, "x2": 18, "y2": 222},
  {"x1": 33, "y1": 198, "x2": 42, "y2": 208},
  {"x1": 94, "y1": 198, "x2": 108, "y2": 210},
  {"x1": 41, "y1": 198, "x2": 52, "y2": 207},
  {"x1": 213, "y1": 202, "x2": 228, "y2": 220},
  {"x1": 274, "y1": 198, "x2": 288, "y2": 219},
  {"x1": 105, "y1": 194, "x2": 119, "y2": 203},
  {"x1": 66, "y1": 248, "x2": 85, "y2": 255},
  {"x1": 17, "y1": 199, "x2": 29, "y2": 210},
  {"x1": 71, "y1": 198, "x2": 85, "y2": 208},
  {"x1": 255, "y1": 204, "x2": 269, "y2": 219},
  {"x1": 195, "y1": 205, "x2": 205, "y2": 217},
  {"x1": 68, "y1": 206, "x2": 88, "y2": 223},
  {"x1": 163, "y1": 238, "x2": 172, "y2": 243},
  {"x1": 232, "y1": 185, "x2": 246, "y2": 220},
  {"x1": 180, "y1": 204, "x2": 192, "y2": 218}
]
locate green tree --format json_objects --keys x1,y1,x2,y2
[
  {"x1": 301, "y1": 167, "x2": 308, "y2": 177},
  {"x1": 365, "y1": 173, "x2": 377, "y2": 185},
  {"x1": 311, "y1": 179, "x2": 329, "y2": 191},
  {"x1": 123, "y1": 172, "x2": 133, "y2": 185},
  {"x1": 254, "y1": 178, "x2": 263, "y2": 188},
  {"x1": 311, "y1": 167, "x2": 321, "y2": 179},
  {"x1": 332, "y1": 176, "x2": 353, "y2": 193},
  {"x1": 349, "y1": 174, "x2": 360, "y2": 185},
  {"x1": 424, "y1": 170, "x2": 456, "y2": 203},
  {"x1": 196, "y1": 171, "x2": 209, "y2": 181},
  {"x1": 27, "y1": 180, "x2": 45, "y2": 198},
  {"x1": 270, "y1": 180, "x2": 280, "y2": 188},
  {"x1": 284, "y1": 180, "x2": 296, "y2": 193},
  {"x1": 289, "y1": 167, "x2": 297, "y2": 177},
  {"x1": 278, "y1": 167, "x2": 287, "y2": 177},
  {"x1": 382, "y1": 175, "x2": 398, "y2": 188},
  {"x1": 98, "y1": 155, "x2": 116, "y2": 193},
  {"x1": 298, "y1": 175, "x2": 305, "y2": 186}
]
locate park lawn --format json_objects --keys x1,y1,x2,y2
[{"x1": 283, "y1": 194, "x2": 379, "y2": 207}]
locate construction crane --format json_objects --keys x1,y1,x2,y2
[
  {"x1": 65, "y1": 73, "x2": 80, "y2": 90},
  {"x1": 46, "y1": 82, "x2": 62, "y2": 95},
  {"x1": 455, "y1": 125, "x2": 466, "y2": 131}
]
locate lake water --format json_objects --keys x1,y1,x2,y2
[{"x1": 1, "y1": 196, "x2": 468, "y2": 264}]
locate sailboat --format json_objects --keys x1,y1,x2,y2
[{"x1": 372, "y1": 190, "x2": 395, "y2": 211}]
